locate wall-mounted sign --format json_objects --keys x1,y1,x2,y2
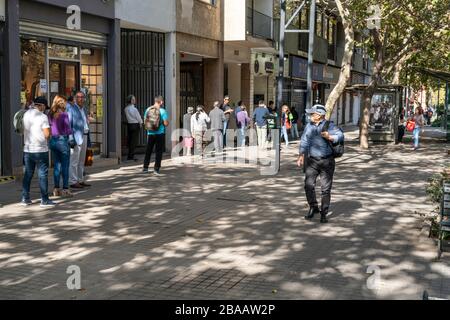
[
  {"x1": 97, "y1": 96, "x2": 103, "y2": 118},
  {"x1": 40, "y1": 79, "x2": 48, "y2": 94}
]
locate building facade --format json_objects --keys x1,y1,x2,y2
[
  {"x1": 280, "y1": 3, "x2": 372, "y2": 127},
  {"x1": 1, "y1": 0, "x2": 120, "y2": 176}
]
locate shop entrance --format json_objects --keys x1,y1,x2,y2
[{"x1": 49, "y1": 60, "x2": 80, "y2": 103}]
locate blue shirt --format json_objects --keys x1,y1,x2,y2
[
  {"x1": 299, "y1": 120, "x2": 343, "y2": 158},
  {"x1": 144, "y1": 107, "x2": 168, "y2": 135},
  {"x1": 252, "y1": 107, "x2": 270, "y2": 127}
]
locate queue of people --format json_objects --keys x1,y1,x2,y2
[{"x1": 18, "y1": 91, "x2": 92, "y2": 208}]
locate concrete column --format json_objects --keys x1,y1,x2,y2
[
  {"x1": 165, "y1": 32, "x2": 178, "y2": 151},
  {"x1": 203, "y1": 42, "x2": 224, "y2": 112},
  {"x1": 227, "y1": 63, "x2": 241, "y2": 104},
  {"x1": 3, "y1": 0, "x2": 22, "y2": 176},
  {"x1": 107, "y1": 18, "x2": 121, "y2": 162},
  {"x1": 241, "y1": 63, "x2": 250, "y2": 110}
]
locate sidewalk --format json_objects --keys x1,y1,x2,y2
[{"x1": 0, "y1": 135, "x2": 449, "y2": 300}]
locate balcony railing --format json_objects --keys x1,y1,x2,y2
[{"x1": 246, "y1": 8, "x2": 273, "y2": 40}]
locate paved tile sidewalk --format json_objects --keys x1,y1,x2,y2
[{"x1": 0, "y1": 135, "x2": 449, "y2": 300}]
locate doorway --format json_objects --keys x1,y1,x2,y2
[{"x1": 49, "y1": 60, "x2": 80, "y2": 103}]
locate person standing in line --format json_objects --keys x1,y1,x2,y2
[
  {"x1": 397, "y1": 110, "x2": 406, "y2": 144},
  {"x1": 221, "y1": 96, "x2": 233, "y2": 148},
  {"x1": 67, "y1": 91, "x2": 91, "y2": 189},
  {"x1": 191, "y1": 106, "x2": 211, "y2": 158},
  {"x1": 21, "y1": 97, "x2": 56, "y2": 208},
  {"x1": 124, "y1": 95, "x2": 143, "y2": 161},
  {"x1": 48, "y1": 95, "x2": 73, "y2": 198},
  {"x1": 209, "y1": 101, "x2": 226, "y2": 153},
  {"x1": 143, "y1": 96, "x2": 169, "y2": 174},
  {"x1": 290, "y1": 107, "x2": 300, "y2": 139},
  {"x1": 266, "y1": 105, "x2": 278, "y2": 143},
  {"x1": 268, "y1": 101, "x2": 276, "y2": 113},
  {"x1": 235, "y1": 101, "x2": 243, "y2": 116},
  {"x1": 252, "y1": 101, "x2": 270, "y2": 148},
  {"x1": 297, "y1": 105, "x2": 344, "y2": 224},
  {"x1": 236, "y1": 105, "x2": 251, "y2": 147},
  {"x1": 183, "y1": 107, "x2": 194, "y2": 156},
  {"x1": 411, "y1": 107, "x2": 425, "y2": 151},
  {"x1": 281, "y1": 105, "x2": 293, "y2": 147}
]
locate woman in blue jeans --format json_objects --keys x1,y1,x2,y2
[
  {"x1": 281, "y1": 105, "x2": 293, "y2": 147},
  {"x1": 48, "y1": 95, "x2": 73, "y2": 197},
  {"x1": 411, "y1": 107, "x2": 424, "y2": 151}
]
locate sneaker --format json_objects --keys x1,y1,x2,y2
[
  {"x1": 53, "y1": 188, "x2": 62, "y2": 197},
  {"x1": 20, "y1": 199, "x2": 32, "y2": 207},
  {"x1": 40, "y1": 200, "x2": 56, "y2": 208},
  {"x1": 142, "y1": 168, "x2": 149, "y2": 173},
  {"x1": 154, "y1": 169, "x2": 161, "y2": 176}
]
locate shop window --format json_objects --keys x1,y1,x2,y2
[
  {"x1": 21, "y1": 39, "x2": 46, "y2": 107},
  {"x1": 81, "y1": 48, "x2": 105, "y2": 155}
]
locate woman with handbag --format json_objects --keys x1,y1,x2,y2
[
  {"x1": 48, "y1": 95, "x2": 73, "y2": 198},
  {"x1": 281, "y1": 105, "x2": 293, "y2": 147},
  {"x1": 411, "y1": 107, "x2": 425, "y2": 150}
]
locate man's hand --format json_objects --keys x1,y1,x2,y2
[
  {"x1": 321, "y1": 131, "x2": 333, "y2": 141},
  {"x1": 297, "y1": 155, "x2": 304, "y2": 167}
]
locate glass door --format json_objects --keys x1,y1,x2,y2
[{"x1": 49, "y1": 61, "x2": 80, "y2": 104}]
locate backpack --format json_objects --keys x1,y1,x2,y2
[
  {"x1": 145, "y1": 106, "x2": 161, "y2": 131},
  {"x1": 322, "y1": 121, "x2": 345, "y2": 158},
  {"x1": 13, "y1": 109, "x2": 28, "y2": 135}
]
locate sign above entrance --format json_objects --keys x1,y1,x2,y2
[
  {"x1": 291, "y1": 56, "x2": 324, "y2": 82},
  {"x1": 67, "y1": 5, "x2": 81, "y2": 30}
]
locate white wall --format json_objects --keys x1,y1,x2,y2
[
  {"x1": 116, "y1": 0, "x2": 176, "y2": 32},
  {"x1": 224, "y1": 0, "x2": 246, "y2": 41}
]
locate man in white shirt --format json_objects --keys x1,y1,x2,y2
[
  {"x1": 124, "y1": 95, "x2": 143, "y2": 161},
  {"x1": 21, "y1": 97, "x2": 56, "y2": 208}
]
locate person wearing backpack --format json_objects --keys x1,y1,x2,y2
[
  {"x1": 297, "y1": 105, "x2": 344, "y2": 224},
  {"x1": 21, "y1": 97, "x2": 56, "y2": 208},
  {"x1": 143, "y1": 96, "x2": 169, "y2": 175}
]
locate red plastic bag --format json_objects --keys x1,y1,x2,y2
[{"x1": 406, "y1": 120, "x2": 415, "y2": 132}]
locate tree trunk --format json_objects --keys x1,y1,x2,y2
[
  {"x1": 360, "y1": 82, "x2": 376, "y2": 149},
  {"x1": 325, "y1": 0, "x2": 354, "y2": 120}
]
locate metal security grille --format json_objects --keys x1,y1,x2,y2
[
  {"x1": 180, "y1": 62, "x2": 203, "y2": 128},
  {"x1": 121, "y1": 30, "x2": 165, "y2": 149}
]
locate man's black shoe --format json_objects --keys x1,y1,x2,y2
[
  {"x1": 320, "y1": 214, "x2": 329, "y2": 224},
  {"x1": 305, "y1": 207, "x2": 320, "y2": 220}
]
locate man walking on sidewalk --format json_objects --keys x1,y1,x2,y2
[
  {"x1": 21, "y1": 97, "x2": 56, "y2": 208},
  {"x1": 297, "y1": 105, "x2": 343, "y2": 223},
  {"x1": 143, "y1": 96, "x2": 169, "y2": 175},
  {"x1": 67, "y1": 91, "x2": 91, "y2": 189}
]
